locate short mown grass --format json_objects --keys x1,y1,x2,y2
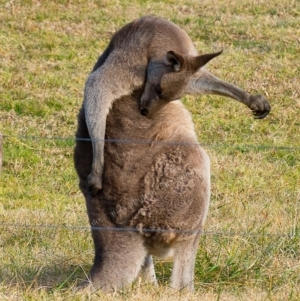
[{"x1": 0, "y1": 0, "x2": 299, "y2": 300}]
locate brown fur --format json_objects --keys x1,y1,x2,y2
[{"x1": 74, "y1": 91, "x2": 210, "y2": 292}]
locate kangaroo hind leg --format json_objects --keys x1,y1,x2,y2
[
  {"x1": 139, "y1": 255, "x2": 157, "y2": 285},
  {"x1": 170, "y1": 233, "x2": 202, "y2": 292}
]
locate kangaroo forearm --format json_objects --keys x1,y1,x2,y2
[
  {"x1": 192, "y1": 72, "x2": 251, "y2": 106},
  {"x1": 84, "y1": 72, "x2": 115, "y2": 175},
  {"x1": 83, "y1": 77, "x2": 115, "y2": 195},
  {"x1": 189, "y1": 71, "x2": 270, "y2": 119}
]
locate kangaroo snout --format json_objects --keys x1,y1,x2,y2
[
  {"x1": 139, "y1": 96, "x2": 150, "y2": 116},
  {"x1": 140, "y1": 82, "x2": 156, "y2": 114},
  {"x1": 140, "y1": 107, "x2": 149, "y2": 116}
]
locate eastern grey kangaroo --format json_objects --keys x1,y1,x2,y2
[{"x1": 84, "y1": 16, "x2": 270, "y2": 195}]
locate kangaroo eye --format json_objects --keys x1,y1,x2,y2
[{"x1": 155, "y1": 84, "x2": 163, "y2": 97}]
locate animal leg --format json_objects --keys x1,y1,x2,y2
[
  {"x1": 88, "y1": 229, "x2": 147, "y2": 292},
  {"x1": 85, "y1": 195, "x2": 147, "y2": 292},
  {"x1": 139, "y1": 255, "x2": 157, "y2": 285},
  {"x1": 170, "y1": 233, "x2": 201, "y2": 292}
]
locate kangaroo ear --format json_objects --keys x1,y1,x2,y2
[
  {"x1": 191, "y1": 50, "x2": 223, "y2": 72},
  {"x1": 165, "y1": 51, "x2": 184, "y2": 71}
]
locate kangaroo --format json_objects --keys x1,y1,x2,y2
[{"x1": 84, "y1": 15, "x2": 270, "y2": 195}]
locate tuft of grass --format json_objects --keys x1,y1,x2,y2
[{"x1": 0, "y1": 0, "x2": 300, "y2": 300}]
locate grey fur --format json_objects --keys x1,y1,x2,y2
[{"x1": 84, "y1": 15, "x2": 271, "y2": 195}]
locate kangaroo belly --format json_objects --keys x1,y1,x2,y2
[{"x1": 101, "y1": 95, "x2": 210, "y2": 245}]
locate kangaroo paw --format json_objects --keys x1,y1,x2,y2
[
  {"x1": 249, "y1": 95, "x2": 271, "y2": 119},
  {"x1": 87, "y1": 173, "x2": 102, "y2": 195}
]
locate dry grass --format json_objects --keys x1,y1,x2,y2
[{"x1": 0, "y1": 0, "x2": 300, "y2": 300}]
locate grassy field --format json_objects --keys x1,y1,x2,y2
[{"x1": 0, "y1": 0, "x2": 299, "y2": 300}]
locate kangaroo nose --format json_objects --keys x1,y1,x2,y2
[{"x1": 141, "y1": 108, "x2": 148, "y2": 116}]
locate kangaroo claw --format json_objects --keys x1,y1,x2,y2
[
  {"x1": 249, "y1": 95, "x2": 271, "y2": 119},
  {"x1": 87, "y1": 174, "x2": 102, "y2": 195}
]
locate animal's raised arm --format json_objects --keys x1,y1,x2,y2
[{"x1": 188, "y1": 71, "x2": 271, "y2": 119}]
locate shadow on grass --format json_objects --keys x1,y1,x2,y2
[{"x1": 0, "y1": 260, "x2": 91, "y2": 292}]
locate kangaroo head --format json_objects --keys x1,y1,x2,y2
[{"x1": 140, "y1": 50, "x2": 222, "y2": 117}]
